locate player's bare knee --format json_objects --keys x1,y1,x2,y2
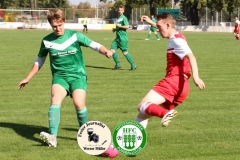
[
  {"x1": 51, "y1": 95, "x2": 63, "y2": 104},
  {"x1": 73, "y1": 101, "x2": 85, "y2": 110}
]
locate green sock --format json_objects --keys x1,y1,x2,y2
[
  {"x1": 155, "y1": 34, "x2": 160, "y2": 39},
  {"x1": 125, "y1": 53, "x2": 135, "y2": 67},
  {"x1": 112, "y1": 52, "x2": 120, "y2": 66},
  {"x1": 148, "y1": 34, "x2": 151, "y2": 39},
  {"x1": 76, "y1": 107, "x2": 88, "y2": 127},
  {"x1": 48, "y1": 104, "x2": 60, "y2": 137}
]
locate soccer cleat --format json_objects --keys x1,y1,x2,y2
[
  {"x1": 145, "y1": 39, "x2": 149, "y2": 40},
  {"x1": 161, "y1": 110, "x2": 178, "y2": 127},
  {"x1": 40, "y1": 131, "x2": 57, "y2": 147},
  {"x1": 112, "y1": 65, "x2": 121, "y2": 70},
  {"x1": 157, "y1": 39, "x2": 160, "y2": 40},
  {"x1": 131, "y1": 65, "x2": 137, "y2": 70}
]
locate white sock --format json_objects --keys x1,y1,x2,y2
[
  {"x1": 136, "y1": 117, "x2": 148, "y2": 129},
  {"x1": 139, "y1": 102, "x2": 152, "y2": 114}
]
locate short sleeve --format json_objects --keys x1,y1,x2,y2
[
  {"x1": 76, "y1": 32, "x2": 92, "y2": 47},
  {"x1": 170, "y1": 38, "x2": 192, "y2": 59},
  {"x1": 38, "y1": 40, "x2": 48, "y2": 57}
]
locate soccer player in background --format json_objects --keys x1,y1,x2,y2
[
  {"x1": 111, "y1": 5, "x2": 137, "y2": 70},
  {"x1": 135, "y1": 13, "x2": 205, "y2": 129},
  {"x1": 145, "y1": 15, "x2": 160, "y2": 41},
  {"x1": 233, "y1": 16, "x2": 240, "y2": 40},
  {"x1": 18, "y1": 9, "x2": 113, "y2": 147}
]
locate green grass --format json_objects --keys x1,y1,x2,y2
[{"x1": 0, "y1": 29, "x2": 240, "y2": 160}]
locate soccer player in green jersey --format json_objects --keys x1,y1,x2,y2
[
  {"x1": 145, "y1": 15, "x2": 160, "y2": 40},
  {"x1": 18, "y1": 9, "x2": 113, "y2": 147},
  {"x1": 111, "y1": 5, "x2": 137, "y2": 70}
]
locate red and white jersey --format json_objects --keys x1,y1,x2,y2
[
  {"x1": 234, "y1": 20, "x2": 240, "y2": 33},
  {"x1": 166, "y1": 32, "x2": 192, "y2": 78}
]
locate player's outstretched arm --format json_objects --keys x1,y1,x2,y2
[
  {"x1": 89, "y1": 41, "x2": 113, "y2": 58},
  {"x1": 186, "y1": 53, "x2": 205, "y2": 90},
  {"x1": 141, "y1": 15, "x2": 156, "y2": 28},
  {"x1": 99, "y1": 46, "x2": 113, "y2": 58},
  {"x1": 18, "y1": 64, "x2": 40, "y2": 90}
]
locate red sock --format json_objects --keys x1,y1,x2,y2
[{"x1": 141, "y1": 102, "x2": 169, "y2": 118}]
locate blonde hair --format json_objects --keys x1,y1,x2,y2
[{"x1": 47, "y1": 9, "x2": 65, "y2": 24}]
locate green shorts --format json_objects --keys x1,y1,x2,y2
[
  {"x1": 52, "y1": 75, "x2": 88, "y2": 96},
  {"x1": 111, "y1": 39, "x2": 128, "y2": 52},
  {"x1": 150, "y1": 27, "x2": 157, "y2": 32}
]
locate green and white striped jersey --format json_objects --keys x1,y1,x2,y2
[{"x1": 38, "y1": 29, "x2": 92, "y2": 78}]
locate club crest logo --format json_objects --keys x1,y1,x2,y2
[{"x1": 112, "y1": 120, "x2": 147, "y2": 156}]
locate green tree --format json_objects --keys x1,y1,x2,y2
[
  {"x1": 225, "y1": 0, "x2": 240, "y2": 21},
  {"x1": 76, "y1": 2, "x2": 92, "y2": 18},
  {"x1": 176, "y1": 0, "x2": 211, "y2": 25},
  {"x1": 0, "y1": 0, "x2": 15, "y2": 9},
  {"x1": 111, "y1": 0, "x2": 171, "y2": 20}
]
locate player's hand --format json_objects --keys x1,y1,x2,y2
[
  {"x1": 141, "y1": 15, "x2": 152, "y2": 24},
  {"x1": 193, "y1": 77, "x2": 205, "y2": 90},
  {"x1": 105, "y1": 50, "x2": 113, "y2": 58},
  {"x1": 18, "y1": 78, "x2": 29, "y2": 90},
  {"x1": 112, "y1": 28, "x2": 116, "y2": 32}
]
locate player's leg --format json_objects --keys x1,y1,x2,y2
[
  {"x1": 111, "y1": 40, "x2": 121, "y2": 70},
  {"x1": 40, "y1": 79, "x2": 68, "y2": 147},
  {"x1": 136, "y1": 89, "x2": 168, "y2": 128},
  {"x1": 154, "y1": 31, "x2": 160, "y2": 40},
  {"x1": 160, "y1": 75, "x2": 189, "y2": 126},
  {"x1": 137, "y1": 89, "x2": 177, "y2": 127},
  {"x1": 120, "y1": 41, "x2": 137, "y2": 70},
  {"x1": 50, "y1": 83, "x2": 67, "y2": 135},
  {"x1": 137, "y1": 76, "x2": 185, "y2": 127},
  {"x1": 86, "y1": 25, "x2": 88, "y2": 33},
  {"x1": 70, "y1": 76, "x2": 88, "y2": 127},
  {"x1": 145, "y1": 31, "x2": 152, "y2": 40}
]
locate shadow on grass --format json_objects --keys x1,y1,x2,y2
[
  {"x1": 86, "y1": 65, "x2": 127, "y2": 70},
  {"x1": 0, "y1": 123, "x2": 78, "y2": 146},
  {"x1": 62, "y1": 127, "x2": 78, "y2": 132},
  {"x1": 0, "y1": 122, "x2": 48, "y2": 145},
  {"x1": 85, "y1": 65, "x2": 113, "y2": 70}
]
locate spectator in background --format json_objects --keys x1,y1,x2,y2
[{"x1": 82, "y1": 17, "x2": 88, "y2": 33}]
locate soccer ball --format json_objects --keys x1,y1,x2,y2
[{"x1": 101, "y1": 144, "x2": 119, "y2": 158}]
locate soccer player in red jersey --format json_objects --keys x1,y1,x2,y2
[
  {"x1": 233, "y1": 17, "x2": 240, "y2": 40},
  {"x1": 136, "y1": 13, "x2": 205, "y2": 129}
]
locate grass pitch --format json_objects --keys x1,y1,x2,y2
[{"x1": 0, "y1": 29, "x2": 240, "y2": 160}]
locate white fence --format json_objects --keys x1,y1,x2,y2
[{"x1": 0, "y1": 21, "x2": 235, "y2": 33}]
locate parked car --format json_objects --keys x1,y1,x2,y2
[{"x1": 130, "y1": 24, "x2": 138, "y2": 29}]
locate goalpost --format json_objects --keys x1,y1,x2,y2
[{"x1": 0, "y1": 9, "x2": 49, "y2": 29}]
